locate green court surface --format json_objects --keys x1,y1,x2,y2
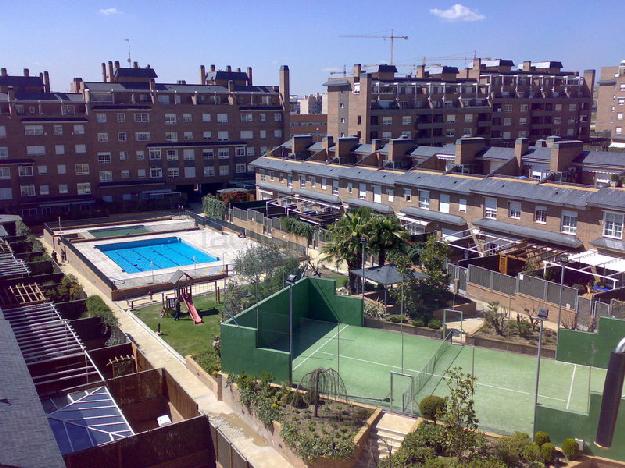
[
  {"x1": 291, "y1": 323, "x2": 608, "y2": 434},
  {"x1": 89, "y1": 224, "x2": 149, "y2": 239}
]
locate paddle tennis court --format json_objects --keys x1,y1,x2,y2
[{"x1": 290, "y1": 321, "x2": 608, "y2": 434}]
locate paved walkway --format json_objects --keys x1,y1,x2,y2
[{"x1": 40, "y1": 237, "x2": 291, "y2": 468}]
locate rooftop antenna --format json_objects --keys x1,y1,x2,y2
[
  {"x1": 339, "y1": 29, "x2": 408, "y2": 65},
  {"x1": 125, "y1": 38, "x2": 131, "y2": 66}
]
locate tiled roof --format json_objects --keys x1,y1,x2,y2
[
  {"x1": 115, "y1": 67, "x2": 158, "y2": 79},
  {"x1": 473, "y1": 218, "x2": 583, "y2": 248}
]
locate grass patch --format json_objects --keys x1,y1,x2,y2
[{"x1": 134, "y1": 292, "x2": 223, "y2": 374}]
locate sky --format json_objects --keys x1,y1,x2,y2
[{"x1": 0, "y1": 0, "x2": 622, "y2": 95}]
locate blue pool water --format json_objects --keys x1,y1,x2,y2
[{"x1": 97, "y1": 237, "x2": 218, "y2": 273}]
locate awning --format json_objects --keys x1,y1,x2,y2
[
  {"x1": 473, "y1": 218, "x2": 583, "y2": 249},
  {"x1": 256, "y1": 182, "x2": 293, "y2": 195},
  {"x1": 349, "y1": 264, "x2": 427, "y2": 286},
  {"x1": 344, "y1": 198, "x2": 394, "y2": 214},
  {"x1": 591, "y1": 237, "x2": 625, "y2": 252},
  {"x1": 568, "y1": 250, "x2": 625, "y2": 273},
  {"x1": 401, "y1": 207, "x2": 466, "y2": 226},
  {"x1": 294, "y1": 188, "x2": 341, "y2": 205}
]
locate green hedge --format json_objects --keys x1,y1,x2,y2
[
  {"x1": 202, "y1": 195, "x2": 227, "y2": 220},
  {"x1": 85, "y1": 295, "x2": 118, "y2": 328},
  {"x1": 280, "y1": 216, "x2": 315, "y2": 239}
]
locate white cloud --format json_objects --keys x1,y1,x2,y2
[
  {"x1": 429, "y1": 4, "x2": 485, "y2": 22},
  {"x1": 98, "y1": 7, "x2": 121, "y2": 16}
]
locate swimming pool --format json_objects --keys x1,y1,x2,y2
[{"x1": 97, "y1": 237, "x2": 218, "y2": 273}]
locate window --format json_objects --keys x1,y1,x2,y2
[
  {"x1": 603, "y1": 212, "x2": 624, "y2": 239},
  {"x1": 18, "y1": 166, "x2": 34, "y2": 177},
  {"x1": 138, "y1": 169, "x2": 146, "y2": 177},
  {"x1": 561, "y1": 210, "x2": 577, "y2": 234},
  {"x1": 568, "y1": 103, "x2": 577, "y2": 111},
  {"x1": 99, "y1": 171, "x2": 112, "y2": 182},
  {"x1": 217, "y1": 113, "x2": 228, "y2": 123},
  {"x1": 274, "y1": 129, "x2": 283, "y2": 138},
  {"x1": 98, "y1": 152, "x2": 112, "y2": 164},
  {"x1": 20, "y1": 185, "x2": 36, "y2": 197},
  {"x1": 134, "y1": 151, "x2": 143, "y2": 160},
  {"x1": 75, "y1": 144, "x2": 86, "y2": 154},
  {"x1": 309, "y1": 176, "x2": 316, "y2": 188},
  {"x1": 157, "y1": 95, "x2": 171, "y2": 104},
  {"x1": 134, "y1": 112, "x2": 150, "y2": 123},
  {"x1": 439, "y1": 194, "x2": 450, "y2": 213},
  {"x1": 300, "y1": 175, "x2": 306, "y2": 187},
  {"x1": 503, "y1": 104, "x2": 513, "y2": 113},
  {"x1": 165, "y1": 131, "x2": 178, "y2": 142},
  {"x1": 73, "y1": 124, "x2": 85, "y2": 135},
  {"x1": 57, "y1": 164, "x2": 66, "y2": 175},
  {"x1": 236, "y1": 164, "x2": 246, "y2": 174},
  {"x1": 203, "y1": 166, "x2": 215, "y2": 177},
  {"x1": 534, "y1": 206, "x2": 547, "y2": 224},
  {"x1": 202, "y1": 113, "x2": 211, "y2": 122},
  {"x1": 150, "y1": 168, "x2": 163, "y2": 178},
  {"x1": 241, "y1": 113, "x2": 253, "y2": 122},
  {"x1": 37, "y1": 165, "x2": 47, "y2": 175},
  {"x1": 167, "y1": 168, "x2": 180, "y2": 178},
  {"x1": 75, "y1": 164, "x2": 90, "y2": 175},
  {"x1": 219, "y1": 165, "x2": 229, "y2": 176},
  {"x1": 165, "y1": 114, "x2": 177, "y2": 125},
  {"x1": 274, "y1": 113, "x2": 282, "y2": 122},
  {"x1": 0, "y1": 147, "x2": 7, "y2": 159},
  {"x1": 503, "y1": 131, "x2": 512, "y2": 139},
  {"x1": 77, "y1": 182, "x2": 91, "y2": 195},
  {"x1": 217, "y1": 131, "x2": 229, "y2": 141},
  {"x1": 404, "y1": 188, "x2": 412, "y2": 202},
  {"x1": 118, "y1": 132, "x2": 127, "y2": 142},
  {"x1": 259, "y1": 113, "x2": 266, "y2": 122},
  {"x1": 26, "y1": 145, "x2": 45, "y2": 156},
  {"x1": 39, "y1": 185, "x2": 49, "y2": 196},
  {"x1": 618, "y1": 113, "x2": 624, "y2": 121},
  {"x1": 183, "y1": 131, "x2": 193, "y2": 140},
  {"x1": 97, "y1": 132, "x2": 109, "y2": 142},
  {"x1": 0, "y1": 187, "x2": 11, "y2": 200},
  {"x1": 0, "y1": 167, "x2": 9, "y2": 179},
  {"x1": 458, "y1": 198, "x2": 467, "y2": 212},
  {"x1": 446, "y1": 114, "x2": 456, "y2": 123},
  {"x1": 166, "y1": 149, "x2": 178, "y2": 160},
  {"x1": 503, "y1": 117, "x2": 512, "y2": 126},
  {"x1": 520, "y1": 104, "x2": 529, "y2": 112},
  {"x1": 321, "y1": 177, "x2": 327, "y2": 190},
  {"x1": 121, "y1": 170, "x2": 130, "y2": 179},
  {"x1": 445, "y1": 128, "x2": 455, "y2": 137},
  {"x1": 555, "y1": 103, "x2": 562, "y2": 111},
  {"x1": 464, "y1": 114, "x2": 473, "y2": 123},
  {"x1": 332, "y1": 180, "x2": 339, "y2": 195},
  {"x1": 58, "y1": 184, "x2": 68, "y2": 194},
  {"x1": 135, "y1": 132, "x2": 150, "y2": 141},
  {"x1": 235, "y1": 147, "x2": 245, "y2": 157},
  {"x1": 202, "y1": 131, "x2": 212, "y2": 140},
  {"x1": 149, "y1": 149, "x2": 161, "y2": 160},
  {"x1": 402, "y1": 116, "x2": 412, "y2": 125},
  {"x1": 485, "y1": 197, "x2": 497, "y2": 219},
  {"x1": 463, "y1": 128, "x2": 472, "y2": 136},
  {"x1": 382, "y1": 131, "x2": 392, "y2": 138},
  {"x1": 116, "y1": 113, "x2": 126, "y2": 123},
  {"x1": 519, "y1": 117, "x2": 528, "y2": 125},
  {"x1": 246, "y1": 147, "x2": 255, "y2": 157},
  {"x1": 417, "y1": 190, "x2": 430, "y2": 209},
  {"x1": 53, "y1": 125, "x2": 63, "y2": 135},
  {"x1": 202, "y1": 149, "x2": 214, "y2": 159},
  {"x1": 240, "y1": 130, "x2": 253, "y2": 139},
  {"x1": 55, "y1": 145, "x2": 65, "y2": 155},
  {"x1": 617, "y1": 127, "x2": 623, "y2": 135},
  {"x1": 387, "y1": 189, "x2": 394, "y2": 202},
  {"x1": 183, "y1": 148, "x2": 195, "y2": 160},
  {"x1": 382, "y1": 116, "x2": 392, "y2": 126},
  {"x1": 508, "y1": 201, "x2": 521, "y2": 219},
  {"x1": 260, "y1": 130, "x2": 267, "y2": 139},
  {"x1": 24, "y1": 124, "x2": 44, "y2": 135},
  {"x1": 218, "y1": 148, "x2": 230, "y2": 159},
  {"x1": 96, "y1": 113, "x2": 107, "y2": 123},
  {"x1": 182, "y1": 113, "x2": 192, "y2": 123}
]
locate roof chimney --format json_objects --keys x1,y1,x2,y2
[
  {"x1": 72, "y1": 77, "x2": 83, "y2": 93},
  {"x1": 514, "y1": 137, "x2": 529, "y2": 171},
  {"x1": 101, "y1": 63, "x2": 107, "y2": 82},
  {"x1": 133, "y1": 61, "x2": 138, "y2": 68},
  {"x1": 107, "y1": 61, "x2": 114, "y2": 82},
  {"x1": 522, "y1": 60, "x2": 532, "y2": 72},
  {"x1": 454, "y1": 137, "x2": 487, "y2": 165},
  {"x1": 236, "y1": 67, "x2": 241, "y2": 72},
  {"x1": 23, "y1": 68, "x2": 29, "y2": 77},
  {"x1": 228, "y1": 80, "x2": 235, "y2": 92},
  {"x1": 200, "y1": 65, "x2": 206, "y2": 85},
  {"x1": 114, "y1": 60, "x2": 120, "y2": 70},
  {"x1": 43, "y1": 71, "x2": 50, "y2": 93},
  {"x1": 210, "y1": 64, "x2": 216, "y2": 72},
  {"x1": 0, "y1": 68, "x2": 7, "y2": 77},
  {"x1": 415, "y1": 64, "x2": 426, "y2": 78},
  {"x1": 226, "y1": 65, "x2": 232, "y2": 72},
  {"x1": 247, "y1": 66, "x2": 253, "y2": 85}
]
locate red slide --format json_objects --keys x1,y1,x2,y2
[{"x1": 181, "y1": 292, "x2": 203, "y2": 324}]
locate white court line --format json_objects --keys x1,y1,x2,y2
[
  {"x1": 566, "y1": 364, "x2": 577, "y2": 410},
  {"x1": 311, "y1": 350, "x2": 566, "y2": 403},
  {"x1": 292, "y1": 324, "x2": 349, "y2": 371}
]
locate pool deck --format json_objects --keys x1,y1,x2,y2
[{"x1": 74, "y1": 224, "x2": 254, "y2": 283}]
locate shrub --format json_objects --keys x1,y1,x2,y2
[
  {"x1": 85, "y1": 295, "x2": 117, "y2": 327},
  {"x1": 289, "y1": 391, "x2": 308, "y2": 409},
  {"x1": 388, "y1": 314, "x2": 407, "y2": 324},
  {"x1": 280, "y1": 216, "x2": 315, "y2": 239},
  {"x1": 412, "y1": 317, "x2": 426, "y2": 327},
  {"x1": 419, "y1": 395, "x2": 446, "y2": 422},
  {"x1": 561, "y1": 438, "x2": 580, "y2": 460},
  {"x1": 428, "y1": 319, "x2": 442, "y2": 330},
  {"x1": 192, "y1": 349, "x2": 221, "y2": 376},
  {"x1": 534, "y1": 431, "x2": 551, "y2": 446},
  {"x1": 522, "y1": 443, "x2": 542, "y2": 464},
  {"x1": 541, "y1": 442, "x2": 556, "y2": 464},
  {"x1": 404, "y1": 422, "x2": 447, "y2": 456},
  {"x1": 202, "y1": 195, "x2": 226, "y2": 220},
  {"x1": 494, "y1": 432, "x2": 533, "y2": 466}
]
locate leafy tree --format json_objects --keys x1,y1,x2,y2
[
  {"x1": 484, "y1": 302, "x2": 508, "y2": 336},
  {"x1": 49, "y1": 274, "x2": 85, "y2": 302},
  {"x1": 322, "y1": 208, "x2": 374, "y2": 293},
  {"x1": 440, "y1": 367, "x2": 482, "y2": 461},
  {"x1": 366, "y1": 214, "x2": 408, "y2": 266},
  {"x1": 202, "y1": 195, "x2": 227, "y2": 220},
  {"x1": 420, "y1": 235, "x2": 450, "y2": 293}
]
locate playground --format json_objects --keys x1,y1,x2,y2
[{"x1": 221, "y1": 277, "x2": 619, "y2": 439}]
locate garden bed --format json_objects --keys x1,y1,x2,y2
[
  {"x1": 467, "y1": 333, "x2": 556, "y2": 358},
  {"x1": 364, "y1": 317, "x2": 443, "y2": 339}
]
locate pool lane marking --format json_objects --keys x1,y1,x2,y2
[
  {"x1": 292, "y1": 324, "x2": 350, "y2": 371},
  {"x1": 309, "y1": 350, "x2": 566, "y2": 403},
  {"x1": 566, "y1": 364, "x2": 577, "y2": 410}
]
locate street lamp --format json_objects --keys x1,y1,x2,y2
[
  {"x1": 286, "y1": 273, "x2": 298, "y2": 384},
  {"x1": 557, "y1": 254, "x2": 569, "y2": 331},
  {"x1": 533, "y1": 307, "x2": 549, "y2": 439}
]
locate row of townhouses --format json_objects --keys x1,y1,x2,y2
[
  {"x1": 324, "y1": 59, "x2": 594, "y2": 145},
  {"x1": 251, "y1": 134, "x2": 625, "y2": 259},
  {"x1": 0, "y1": 61, "x2": 290, "y2": 220}
]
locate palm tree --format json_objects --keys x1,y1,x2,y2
[
  {"x1": 367, "y1": 214, "x2": 408, "y2": 266},
  {"x1": 322, "y1": 208, "x2": 373, "y2": 293}
]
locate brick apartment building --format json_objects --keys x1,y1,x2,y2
[
  {"x1": 0, "y1": 61, "x2": 291, "y2": 220},
  {"x1": 596, "y1": 60, "x2": 625, "y2": 148},
  {"x1": 325, "y1": 59, "x2": 594, "y2": 146},
  {"x1": 251, "y1": 134, "x2": 625, "y2": 261},
  {"x1": 289, "y1": 113, "x2": 327, "y2": 142}
]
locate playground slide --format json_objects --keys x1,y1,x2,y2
[{"x1": 181, "y1": 292, "x2": 203, "y2": 324}]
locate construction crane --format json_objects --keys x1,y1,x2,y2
[{"x1": 339, "y1": 30, "x2": 408, "y2": 65}]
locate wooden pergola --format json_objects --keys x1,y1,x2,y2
[{"x1": 0, "y1": 282, "x2": 46, "y2": 307}]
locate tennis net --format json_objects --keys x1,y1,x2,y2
[{"x1": 411, "y1": 331, "x2": 454, "y2": 399}]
